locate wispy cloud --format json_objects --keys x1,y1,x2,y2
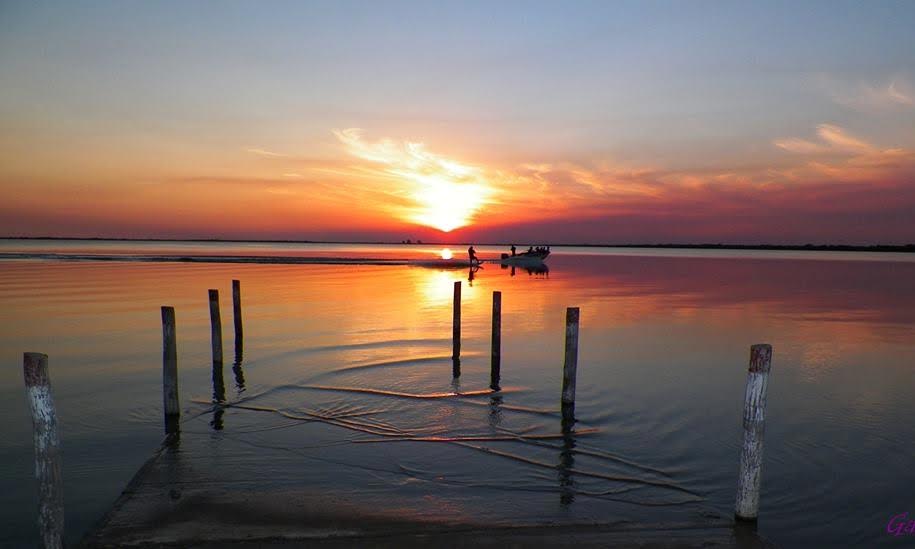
[
  {"x1": 815, "y1": 124, "x2": 876, "y2": 153},
  {"x1": 886, "y1": 79, "x2": 915, "y2": 106},
  {"x1": 817, "y1": 74, "x2": 915, "y2": 111},
  {"x1": 772, "y1": 123, "x2": 915, "y2": 185},
  {"x1": 774, "y1": 124, "x2": 876, "y2": 155},
  {"x1": 772, "y1": 138, "x2": 831, "y2": 155},
  {"x1": 245, "y1": 147, "x2": 288, "y2": 158}
]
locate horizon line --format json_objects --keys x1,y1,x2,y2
[{"x1": 1, "y1": 236, "x2": 913, "y2": 252}]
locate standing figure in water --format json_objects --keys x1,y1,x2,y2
[
  {"x1": 468, "y1": 245, "x2": 478, "y2": 265},
  {"x1": 510, "y1": 244, "x2": 516, "y2": 257}
]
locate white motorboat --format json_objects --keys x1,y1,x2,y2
[{"x1": 498, "y1": 249, "x2": 550, "y2": 266}]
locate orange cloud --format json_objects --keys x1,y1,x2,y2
[
  {"x1": 815, "y1": 124, "x2": 876, "y2": 154},
  {"x1": 774, "y1": 124, "x2": 876, "y2": 155},
  {"x1": 771, "y1": 123, "x2": 915, "y2": 183}
]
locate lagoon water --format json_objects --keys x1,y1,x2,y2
[{"x1": 1, "y1": 240, "x2": 914, "y2": 547}]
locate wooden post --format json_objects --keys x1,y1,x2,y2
[
  {"x1": 490, "y1": 291, "x2": 502, "y2": 390},
  {"x1": 452, "y1": 281, "x2": 461, "y2": 378},
  {"x1": 161, "y1": 306, "x2": 179, "y2": 434},
  {"x1": 231, "y1": 280, "x2": 245, "y2": 394},
  {"x1": 208, "y1": 289, "x2": 223, "y2": 368},
  {"x1": 561, "y1": 307, "x2": 580, "y2": 422},
  {"x1": 735, "y1": 343, "x2": 773, "y2": 521},
  {"x1": 559, "y1": 422, "x2": 576, "y2": 505},
  {"x1": 232, "y1": 280, "x2": 243, "y2": 345},
  {"x1": 23, "y1": 352, "x2": 64, "y2": 549}
]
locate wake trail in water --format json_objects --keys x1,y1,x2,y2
[
  {"x1": 302, "y1": 384, "x2": 503, "y2": 399},
  {"x1": 242, "y1": 340, "x2": 454, "y2": 370},
  {"x1": 0, "y1": 252, "x2": 476, "y2": 268},
  {"x1": 352, "y1": 430, "x2": 601, "y2": 444},
  {"x1": 226, "y1": 384, "x2": 558, "y2": 419},
  {"x1": 449, "y1": 441, "x2": 702, "y2": 504},
  {"x1": 188, "y1": 395, "x2": 696, "y2": 506},
  {"x1": 311, "y1": 355, "x2": 459, "y2": 378},
  {"x1": 309, "y1": 338, "x2": 453, "y2": 353}
]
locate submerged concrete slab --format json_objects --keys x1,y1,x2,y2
[{"x1": 81, "y1": 432, "x2": 776, "y2": 548}]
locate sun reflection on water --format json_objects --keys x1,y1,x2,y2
[{"x1": 415, "y1": 269, "x2": 474, "y2": 308}]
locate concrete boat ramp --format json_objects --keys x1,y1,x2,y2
[{"x1": 81, "y1": 431, "x2": 776, "y2": 548}]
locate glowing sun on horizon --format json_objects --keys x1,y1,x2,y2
[
  {"x1": 440, "y1": 248, "x2": 453, "y2": 260},
  {"x1": 410, "y1": 170, "x2": 491, "y2": 232},
  {"x1": 335, "y1": 129, "x2": 492, "y2": 233}
]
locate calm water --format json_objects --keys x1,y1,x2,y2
[{"x1": 1, "y1": 240, "x2": 914, "y2": 547}]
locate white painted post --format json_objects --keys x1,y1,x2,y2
[
  {"x1": 23, "y1": 352, "x2": 64, "y2": 549},
  {"x1": 561, "y1": 307, "x2": 580, "y2": 421},
  {"x1": 735, "y1": 343, "x2": 773, "y2": 521}
]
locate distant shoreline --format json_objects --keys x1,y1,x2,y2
[{"x1": 1, "y1": 236, "x2": 913, "y2": 253}]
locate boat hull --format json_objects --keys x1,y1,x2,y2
[{"x1": 499, "y1": 254, "x2": 548, "y2": 266}]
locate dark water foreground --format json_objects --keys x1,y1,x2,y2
[
  {"x1": 83, "y1": 429, "x2": 772, "y2": 548},
  {"x1": 2, "y1": 242, "x2": 914, "y2": 547}
]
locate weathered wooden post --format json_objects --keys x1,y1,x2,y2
[
  {"x1": 161, "y1": 306, "x2": 179, "y2": 434},
  {"x1": 23, "y1": 352, "x2": 64, "y2": 549},
  {"x1": 559, "y1": 422, "x2": 576, "y2": 505},
  {"x1": 490, "y1": 291, "x2": 502, "y2": 390},
  {"x1": 735, "y1": 343, "x2": 773, "y2": 521},
  {"x1": 452, "y1": 280, "x2": 461, "y2": 378},
  {"x1": 231, "y1": 280, "x2": 246, "y2": 393},
  {"x1": 561, "y1": 307, "x2": 580, "y2": 422},
  {"x1": 232, "y1": 279, "x2": 243, "y2": 346},
  {"x1": 208, "y1": 289, "x2": 223, "y2": 368},
  {"x1": 209, "y1": 288, "x2": 226, "y2": 428}
]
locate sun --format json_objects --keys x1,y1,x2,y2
[
  {"x1": 410, "y1": 176, "x2": 490, "y2": 233},
  {"x1": 335, "y1": 129, "x2": 493, "y2": 233},
  {"x1": 440, "y1": 248, "x2": 453, "y2": 260}
]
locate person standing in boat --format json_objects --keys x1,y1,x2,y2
[{"x1": 468, "y1": 245, "x2": 478, "y2": 265}]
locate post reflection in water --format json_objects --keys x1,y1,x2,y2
[
  {"x1": 213, "y1": 306, "x2": 247, "y2": 430},
  {"x1": 488, "y1": 395, "x2": 503, "y2": 428},
  {"x1": 558, "y1": 421, "x2": 576, "y2": 506},
  {"x1": 232, "y1": 330, "x2": 246, "y2": 395},
  {"x1": 211, "y1": 357, "x2": 226, "y2": 431}
]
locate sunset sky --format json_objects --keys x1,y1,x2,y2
[{"x1": 2, "y1": 1, "x2": 914, "y2": 243}]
